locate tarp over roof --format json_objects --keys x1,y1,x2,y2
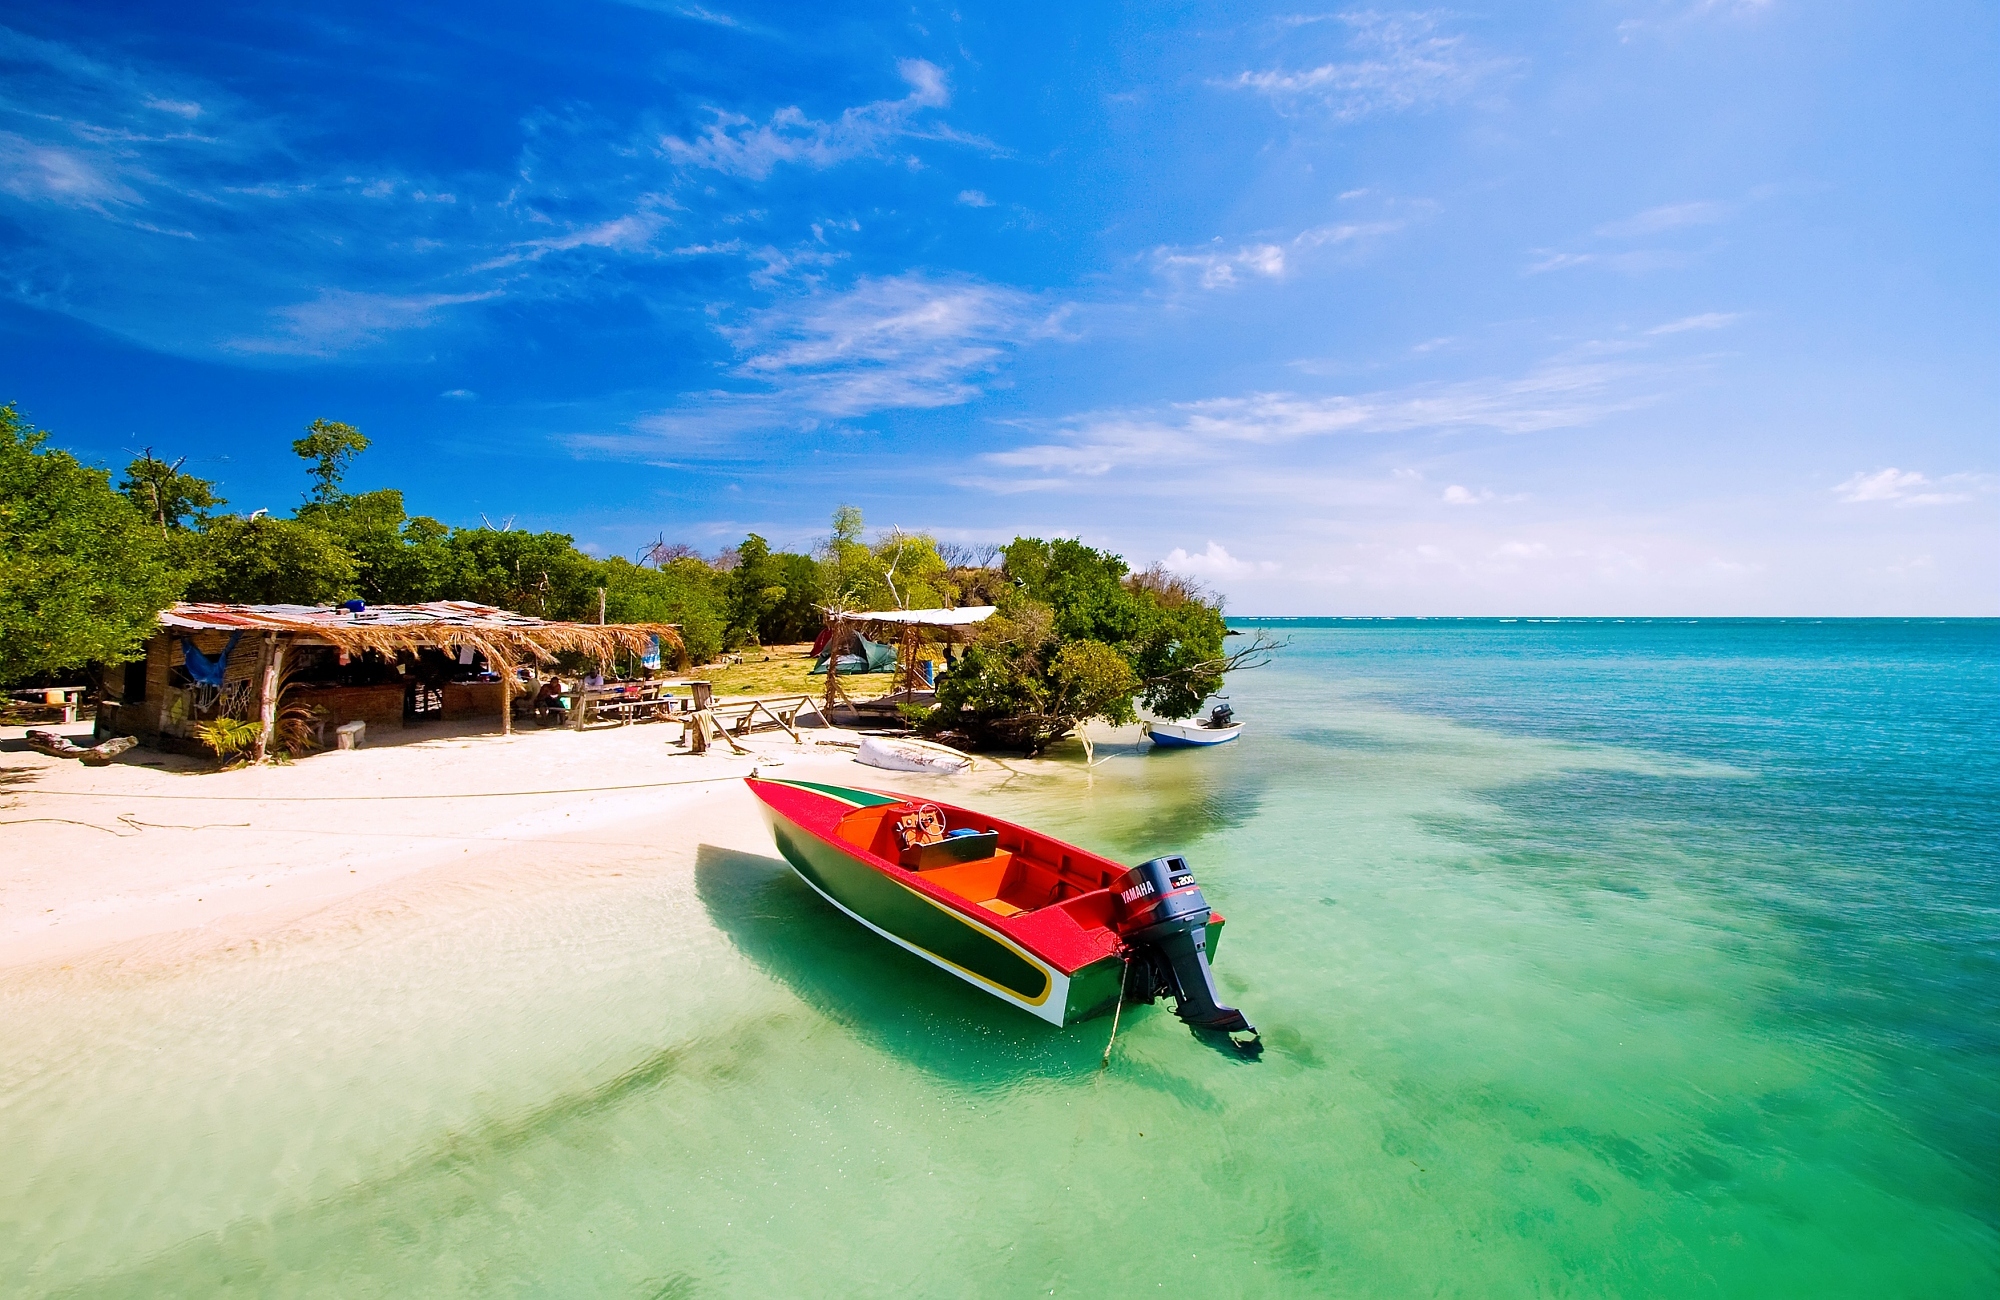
[
  {"x1": 841, "y1": 605, "x2": 997, "y2": 627},
  {"x1": 157, "y1": 601, "x2": 680, "y2": 666}
]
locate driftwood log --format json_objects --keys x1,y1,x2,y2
[{"x1": 25, "y1": 731, "x2": 138, "y2": 764}]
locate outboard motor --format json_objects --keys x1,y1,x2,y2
[
  {"x1": 1115, "y1": 855, "x2": 1260, "y2": 1053},
  {"x1": 1207, "y1": 702, "x2": 1234, "y2": 728}
]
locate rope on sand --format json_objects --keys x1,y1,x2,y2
[{"x1": 0, "y1": 770, "x2": 761, "y2": 804}]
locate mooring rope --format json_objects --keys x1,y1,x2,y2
[
  {"x1": 1099, "y1": 954, "x2": 1133, "y2": 1070},
  {"x1": 0, "y1": 769, "x2": 760, "y2": 803}
]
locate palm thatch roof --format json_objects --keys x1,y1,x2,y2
[{"x1": 158, "y1": 601, "x2": 680, "y2": 667}]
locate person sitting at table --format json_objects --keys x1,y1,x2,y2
[
  {"x1": 585, "y1": 669, "x2": 605, "y2": 690},
  {"x1": 535, "y1": 677, "x2": 565, "y2": 717}
]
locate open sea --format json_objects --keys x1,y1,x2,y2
[{"x1": 2, "y1": 618, "x2": 1995, "y2": 1296}]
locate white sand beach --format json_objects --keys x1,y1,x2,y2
[{"x1": 0, "y1": 715, "x2": 1016, "y2": 973}]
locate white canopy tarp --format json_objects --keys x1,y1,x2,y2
[{"x1": 842, "y1": 606, "x2": 997, "y2": 627}]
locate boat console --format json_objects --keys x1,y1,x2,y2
[{"x1": 1114, "y1": 855, "x2": 1261, "y2": 1053}]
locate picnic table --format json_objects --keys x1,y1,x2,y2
[
  {"x1": 542, "y1": 680, "x2": 709, "y2": 729},
  {"x1": 8, "y1": 686, "x2": 87, "y2": 724}
]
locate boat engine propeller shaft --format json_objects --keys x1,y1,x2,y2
[{"x1": 1114, "y1": 856, "x2": 1261, "y2": 1055}]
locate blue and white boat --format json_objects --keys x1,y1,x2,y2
[{"x1": 1144, "y1": 702, "x2": 1243, "y2": 749}]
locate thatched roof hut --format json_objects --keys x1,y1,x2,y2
[{"x1": 101, "y1": 601, "x2": 682, "y2": 760}]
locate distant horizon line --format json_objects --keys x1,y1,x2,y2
[{"x1": 1222, "y1": 615, "x2": 2000, "y2": 623}]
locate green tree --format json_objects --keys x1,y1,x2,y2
[
  {"x1": 438, "y1": 527, "x2": 600, "y2": 619},
  {"x1": 292, "y1": 419, "x2": 369, "y2": 505},
  {"x1": 181, "y1": 516, "x2": 359, "y2": 605},
  {"x1": 924, "y1": 536, "x2": 1252, "y2": 752},
  {"x1": 297, "y1": 488, "x2": 461, "y2": 603},
  {"x1": 724, "y1": 534, "x2": 784, "y2": 646},
  {"x1": 0, "y1": 404, "x2": 181, "y2": 681},
  {"x1": 873, "y1": 528, "x2": 950, "y2": 609},
  {"x1": 602, "y1": 555, "x2": 728, "y2": 664},
  {"x1": 816, "y1": 504, "x2": 890, "y2": 612},
  {"x1": 761, "y1": 552, "x2": 824, "y2": 642},
  {"x1": 119, "y1": 449, "x2": 225, "y2": 537}
]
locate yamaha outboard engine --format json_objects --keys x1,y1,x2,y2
[{"x1": 1115, "y1": 855, "x2": 1260, "y2": 1053}]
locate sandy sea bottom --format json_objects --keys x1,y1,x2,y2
[{"x1": 2, "y1": 620, "x2": 1995, "y2": 1296}]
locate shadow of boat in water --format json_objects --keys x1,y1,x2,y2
[{"x1": 693, "y1": 844, "x2": 1242, "y2": 1096}]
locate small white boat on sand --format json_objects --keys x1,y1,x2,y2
[
  {"x1": 1144, "y1": 702, "x2": 1243, "y2": 749},
  {"x1": 856, "y1": 735, "x2": 976, "y2": 775}
]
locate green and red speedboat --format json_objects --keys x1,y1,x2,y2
[{"x1": 747, "y1": 776, "x2": 1259, "y2": 1048}]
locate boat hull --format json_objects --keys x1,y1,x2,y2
[
  {"x1": 759, "y1": 800, "x2": 1129, "y2": 1026},
  {"x1": 1146, "y1": 719, "x2": 1243, "y2": 748}
]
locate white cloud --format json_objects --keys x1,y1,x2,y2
[
  {"x1": 1833, "y1": 468, "x2": 1977, "y2": 507},
  {"x1": 1525, "y1": 248, "x2": 1692, "y2": 276},
  {"x1": 1443, "y1": 484, "x2": 1492, "y2": 505},
  {"x1": 232, "y1": 289, "x2": 502, "y2": 356},
  {"x1": 1649, "y1": 311, "x2": 1740, "y2": 334},
  {"x1": 1154, "y1": 240, "x2": 1287, "y2": 288},
  {"x1": 1161, "y1": 541, "x2": 1277, "y2": 577},
  {"x1": 0, "y1": 133, "x2": 140, "y2": 207},
  {"x1": 678, "y1": 5, "x2": 743, "y2": 27},
  {"x1": 1151, "y1": 218, "x2": 1411, "y2": 289},
  {"x1": 1230, "y1": 12, "x2": 1507, "y2": 120},
  {"x1": 957, "y1": 189, "x2": 992, "y2": 207},
  {"x1": 661, "y1": 60, "x2": 990, "y2": 180},
  {"x1": 971, "y1": 352, "x2": 1660, "y2": 496},
  {"x1": 622, "y1": 272, "x2": 1067, "y2": 443}
]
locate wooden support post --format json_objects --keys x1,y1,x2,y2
[
  {"x1": 822, "y1": 616, "x2": 843, "y2": 722},
  {"x1": 251, "y1": 632, "x2": 282, "y2": 764},
  {"x1": 494, "y1": 649, "x2": 513, "y2": 736}
]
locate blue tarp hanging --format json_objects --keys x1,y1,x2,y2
[
  {"x1": 179, "y1": 631, "x2": 244, "y2": 687},
  {"x1": 642, "y1": 635, "x2": 662, "y2": 670}
]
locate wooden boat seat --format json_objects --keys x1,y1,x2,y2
[{"x1": 918, "y1": 852, "x2": 1033, "y2": 911}]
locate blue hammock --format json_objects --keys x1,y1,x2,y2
[{"x1": 179, "y1": 631, "x2": 244, "y2": 687}]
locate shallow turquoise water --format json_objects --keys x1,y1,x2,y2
[{"x1": 2, "y1": 619, "x2": 1995, "y2": 1295}]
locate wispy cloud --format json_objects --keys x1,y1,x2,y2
[
  {"x1": 678, "y1": 5, "x2": 743, "y2": 28},
  {"x1": 621, "y1": 272, "x2": 1068, "y2": 443},
  {"x1": 1154, "y1": 239, "x2": 1287, "y2": 288},
  {"x1": 1228, "y1": 12, "x2": 1509, "y2": 120},
  {"x1": 973, "y1": 353, "x2": 1657, "y2": 494},
  {"x1": 661, "y1": 60, "x2": 993, "y2": 179},
  {"x1": 231, "y1": 289, "x2": 502, "y2": 357},
  {"x1": 1648, "y1": 311, "x2": 1740, "y2": 334},
  {"x1": 1530, "y1": 197, "x2": 1744, "y2": 275},
  {"x1": 0, "y1": 131, "x2": 140, "y2": 207},
  {"x1": 1525, "y1": 249, "x2": 1692, "y2": 276},
  {"x1": 956, "y1": 189, "x2": 993, "y2": 207},
  {"x1": 1833, "y1": 468, "x2": 1981, "y2": 507},
  {"x1": 0, "y1": 29, "x2": 999, "y2": 359},
  {"x1": 1595, "y1": 200, "x2": 1733, "y2": 238},
  {"x1": 1151, "y1": 217, "x2": 1413, "y2": 288}
]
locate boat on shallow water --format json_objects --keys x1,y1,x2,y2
[
  {"x1": 1144, "y1": 701, "x2": 1243, "y2": 749},
  {"x1": 746, "y1": 777, "x2": 1259, "y2": 1049}
]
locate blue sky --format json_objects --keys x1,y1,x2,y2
[{"x1": 2, "y1": 1, "x2": 1993, "y2": 614}]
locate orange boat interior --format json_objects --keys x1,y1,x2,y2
[{"x1": 835, "y1": 800, "x2": 1122, "y2": 929}]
